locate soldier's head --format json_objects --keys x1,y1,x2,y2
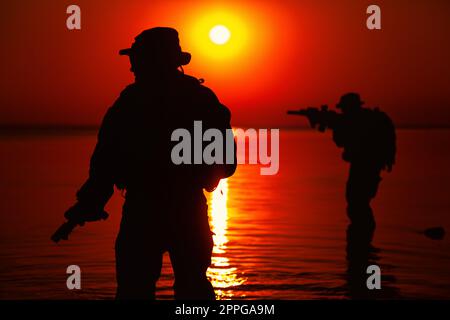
[
  {"x1": 119, "y1": 27, "x2": 191, "y2": 81},
  {"x1": 336, "y1": 93, "x2": 364, "y2": 114}
]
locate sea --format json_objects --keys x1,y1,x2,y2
[{"x1": 0, "y1": 129, "x2": 449, "y2": 299}]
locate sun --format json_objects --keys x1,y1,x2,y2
[
  {"x1": 185, "y1": 9, "x2": 252, "y2": 62},
  {"x1": 209, "y1": 25, "x2": 231, "y2": 45}
]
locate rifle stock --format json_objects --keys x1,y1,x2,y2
[
  {"x1": 51, "y1": 208, "x2": 109, "y2": 243},
  {"x1": 51, "y1": 220, "x2": 79, "y2": 243}
]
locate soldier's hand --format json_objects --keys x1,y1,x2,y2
[{"x1": 64, "y1": 202, "x2": 109, "y2": 226}]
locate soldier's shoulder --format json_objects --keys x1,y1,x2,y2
[
  {"x1": 368, "y1": 107, "x2": 395, "y2": 129},
  {"x1": 181, "y1": 74, "x2": 213, "y2": 94},
  {"x1": 182, "y1": 74, "x2": 203, "y2": 85},
  {"x1": 183, "y1": 75, "x2": 230, "y2": 118},
  {"x1": 371, "y1": 107, "x2": 392, "y2": 120},
  {"x1": 108, "y1": 84, "x2": 140, "y2": 111},
  {"x1": 118, "y1": 83, "x2": 140, "y2": 99}
]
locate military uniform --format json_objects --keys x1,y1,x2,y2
[
  {"x1": 70, "y1": 28, "x2": 236, "y2": 299},
  {"x1": 332, "y1": 99, "x2": 396, "y2": 227}
]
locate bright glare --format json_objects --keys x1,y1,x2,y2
[
  {"x1": 185, "y1": 9, "x2": 251, "y2": 62},
  {"x1": 209, "y1": 25, "x2": 231, "y2": 45},
  {"x1": 206, "y1": 179, "x2": 247, "y2": 298}
]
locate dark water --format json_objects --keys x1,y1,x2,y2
[{"x1": 0, "y1": 129, "x2": 450, "y2": 299}]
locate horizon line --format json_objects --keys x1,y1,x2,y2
[{"x1": 0, "y1": 123, "x2": 449, "y2": 136}]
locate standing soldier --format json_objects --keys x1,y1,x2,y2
[
  {"x1": 288, "y1": 93, "x2": 396, "y2": 228},
  {"x1": 53, "y1": 27, "x2": 237, "y2": 300}
]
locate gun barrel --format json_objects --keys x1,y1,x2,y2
[{"x1": 287, "y1": 110, "x2": 307, "y2": 115}]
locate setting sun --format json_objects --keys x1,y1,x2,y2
[
  {"x1": 209, "y1": 25, "x2": 231, "y2": 45},
  {"x1": 183, "y1": 7, "x2": 255, "y2": 64}
]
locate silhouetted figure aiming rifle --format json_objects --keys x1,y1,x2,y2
[{"x1": 288, "y1": 93, "x2": 396, "y2": 228}]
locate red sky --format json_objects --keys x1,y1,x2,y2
[{"x1": 1, "y1": 0, "x2": 449, "y2": 127}]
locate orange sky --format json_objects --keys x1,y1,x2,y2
[{"x1": 1, "y1": 0, "x2": 449, "y2": 127}]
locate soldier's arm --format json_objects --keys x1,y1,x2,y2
[
  {"x1": 202, "y1": 86, "x2": 237, "y2": 179},
  {"x1": 72, "y1": 92, "x2": 126, "y2": 217},
  {"x1": 331, "y1": 117, "x2": 347, "y2": 148}
]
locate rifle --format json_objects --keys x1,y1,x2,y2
[
  {"x1": 287, "y1": 105, "x2": 341, "y2": 132},
  {"x1": 51, "y1": 206, "x2": 109, "y2": 243},
  {"x1": 51, "y1": 220, "x2": 80, "y2": 243}
]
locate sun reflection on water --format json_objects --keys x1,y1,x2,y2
[{"x1": 206, "y1": 179, "x2": 247, "y2": 299}]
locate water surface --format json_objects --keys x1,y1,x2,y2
[{"x1": 0, "y1": 129, "x2": 449, "y2": 299}]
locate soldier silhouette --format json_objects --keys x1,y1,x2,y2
[
  {"x1": 288, "y1": 93, "x2": 396, "y2": 228},
  {"x1": 333, "y1": 93, "x2": 396, "y2": 229},
  {"x1": 57, "y1": 27, "x2": 237, "y2": 299},
  {"x1": 289, "y1": 94, "x2": 396, "y2": 297}
]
